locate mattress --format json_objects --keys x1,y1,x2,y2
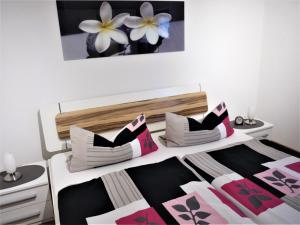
[{"x1": 48, "y1": 131, "x2": 253, "y2": 224}]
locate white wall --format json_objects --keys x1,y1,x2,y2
[
  {"x1": 0, "y1": 1, "x2": 3, "y2": 160},
  {"x1": 256, "y1": 0, "x2": 300, "y2": 150},
  {"x1": 298, "y1": 2, "x2": 300, "y2": 149},
  {"x1": 0, "y1": 0, "x2": 267, "y2": 170}
]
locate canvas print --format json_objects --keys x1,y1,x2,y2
[{"x1": 56, "y1": 1, "x2": 185, "y2": 60}]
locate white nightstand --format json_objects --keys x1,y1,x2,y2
[
  {"x1": 0, "y1": 161, "x2": 53, "y2": 225},
  {"x1": 232, "y1": 119, "x2": 274, "y2": 139}
]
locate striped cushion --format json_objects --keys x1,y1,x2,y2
[
  {"x1": 67, "y1": 114, "x2": 158, "y2": 172},
  {"x1": 161, "y1": 102, "x2": 234, "y2": 147}
]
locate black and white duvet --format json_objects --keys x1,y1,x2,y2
[{"x1": 58, "y1": 139, "x2": 300, "y2": 225}]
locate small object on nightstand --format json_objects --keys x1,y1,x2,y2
[
  {"x1": 244, "y1": 119, "x2": 257, "y2": 125},
  {"x1": 3, "y1": 152, "x2": 22, "y2": 182},
  {"x1": 0, "y1": 165, "x2": 45, "y2": 190},
  {"x1": 234, "y1": 116, "x2": 244, "y2": 125},
  {"x1": 245, "y1": 106, "x2": 257, "y2": 125},
  {"x1": 230, "y1": 119, "x2": 264, "y2": 130}
]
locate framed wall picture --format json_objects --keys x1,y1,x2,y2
[{"x1": 56, "y1": 1, "x2": 185, "y2": 60}]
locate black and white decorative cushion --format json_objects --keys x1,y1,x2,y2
[
  {"x1": 67, "y1": 114, "x2": 158, "y2": 172},
  {"x1": 160, "y1": 102, "x2": 234, "y2": 147}
]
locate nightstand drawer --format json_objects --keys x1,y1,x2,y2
[
  {"x1": 0, "y1": 185, "x2": 50, "y2": 213},
  {"x1": 0, "y1": 200, "x2": 53, "y2": 225},
  {"x1": 247, "y1": 128, "x2": 272, "y2": 139}
]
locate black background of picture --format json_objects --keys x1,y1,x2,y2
[{"x1": 57, "y1": 1, "x2": 184, "y2": 36}]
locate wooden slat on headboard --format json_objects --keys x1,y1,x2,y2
[{"x1": 55, "y1": 92, "x2": 208, "y2": 139}]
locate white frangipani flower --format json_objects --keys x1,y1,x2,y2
[
  {"x1": 124, "y1": 2, "x2": 172, "y2": 45},
  {"x1": 79, "y1": 2, "x2": 129, "y2": 53}
]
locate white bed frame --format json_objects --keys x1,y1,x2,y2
[
  {"x1": 40, "y1": 84, "x2": 206, "y2": 153},
  {"x1": 40, "y1": 84, "x2": 253, "y2": 224}
]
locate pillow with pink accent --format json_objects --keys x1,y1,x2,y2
[
  {"x1": 67, "y1": 114, "x2": 158, "y2": 172},
  {"x1": 160, "y1": 102, "x2": 234, "y2": 147}
]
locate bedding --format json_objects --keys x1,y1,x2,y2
[
  {"x1": 67, "y1": 114, "x2": 158, "y2": 172},
  {"x1": 160, "y1": 102, "x2": 234, "y2": 147},
  {"x1": 56, "y1": 137, "x2": 299, "y2": 225},
  {"x1": 49, "y1": 131, "x2": 253, "y2": 224},
  {"x1": 184, "y1": 139, "x2": 300, "y2": 224}
]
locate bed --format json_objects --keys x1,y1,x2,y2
[{"x1": 40, "y1": 85, "x2": 300, "y2": 225}]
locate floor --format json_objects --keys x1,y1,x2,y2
[{"x1": 42, "y1": 221, "x2": 55, "y2": 225}]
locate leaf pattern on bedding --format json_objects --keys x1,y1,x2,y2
[
  {"x1": 221, "y1": 178, "x2": 283, "y2": 215},
  {"x1": 163, "y1": 192, "x2": 228, "y2": 225},
  {"x1": 255, "y1": 168, "x2": 300, "y2": 197},
  {"x1": 137, "y1": 129, "x2": 158, "y2": 156},
  {"x1": 144, "y1": 132, "x2": 156, "y2": 150},
  {"x1": 171, "y1": 196, "x2": 211, "y2": 225},
  {"x1": 265, "y1": 170, "x2": 299, "y2": 193},
  {"x1": 235, "y1": 182, "x2": 271, "y2": 208}
]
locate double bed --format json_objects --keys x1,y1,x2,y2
[{"x1": 40, "y1": 85, "x2": 300, "y2": 225}]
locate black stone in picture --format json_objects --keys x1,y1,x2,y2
[{"x1": 56, "y1": 1, "x2": 185, "y2": 60}]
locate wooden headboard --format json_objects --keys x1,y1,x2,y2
[
  {"x1": 40, "y1": 85, "x2": 208, "y2": 152},
  {"x1": 55, "y1": 92, "x2": 208, "y2": 139}
]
